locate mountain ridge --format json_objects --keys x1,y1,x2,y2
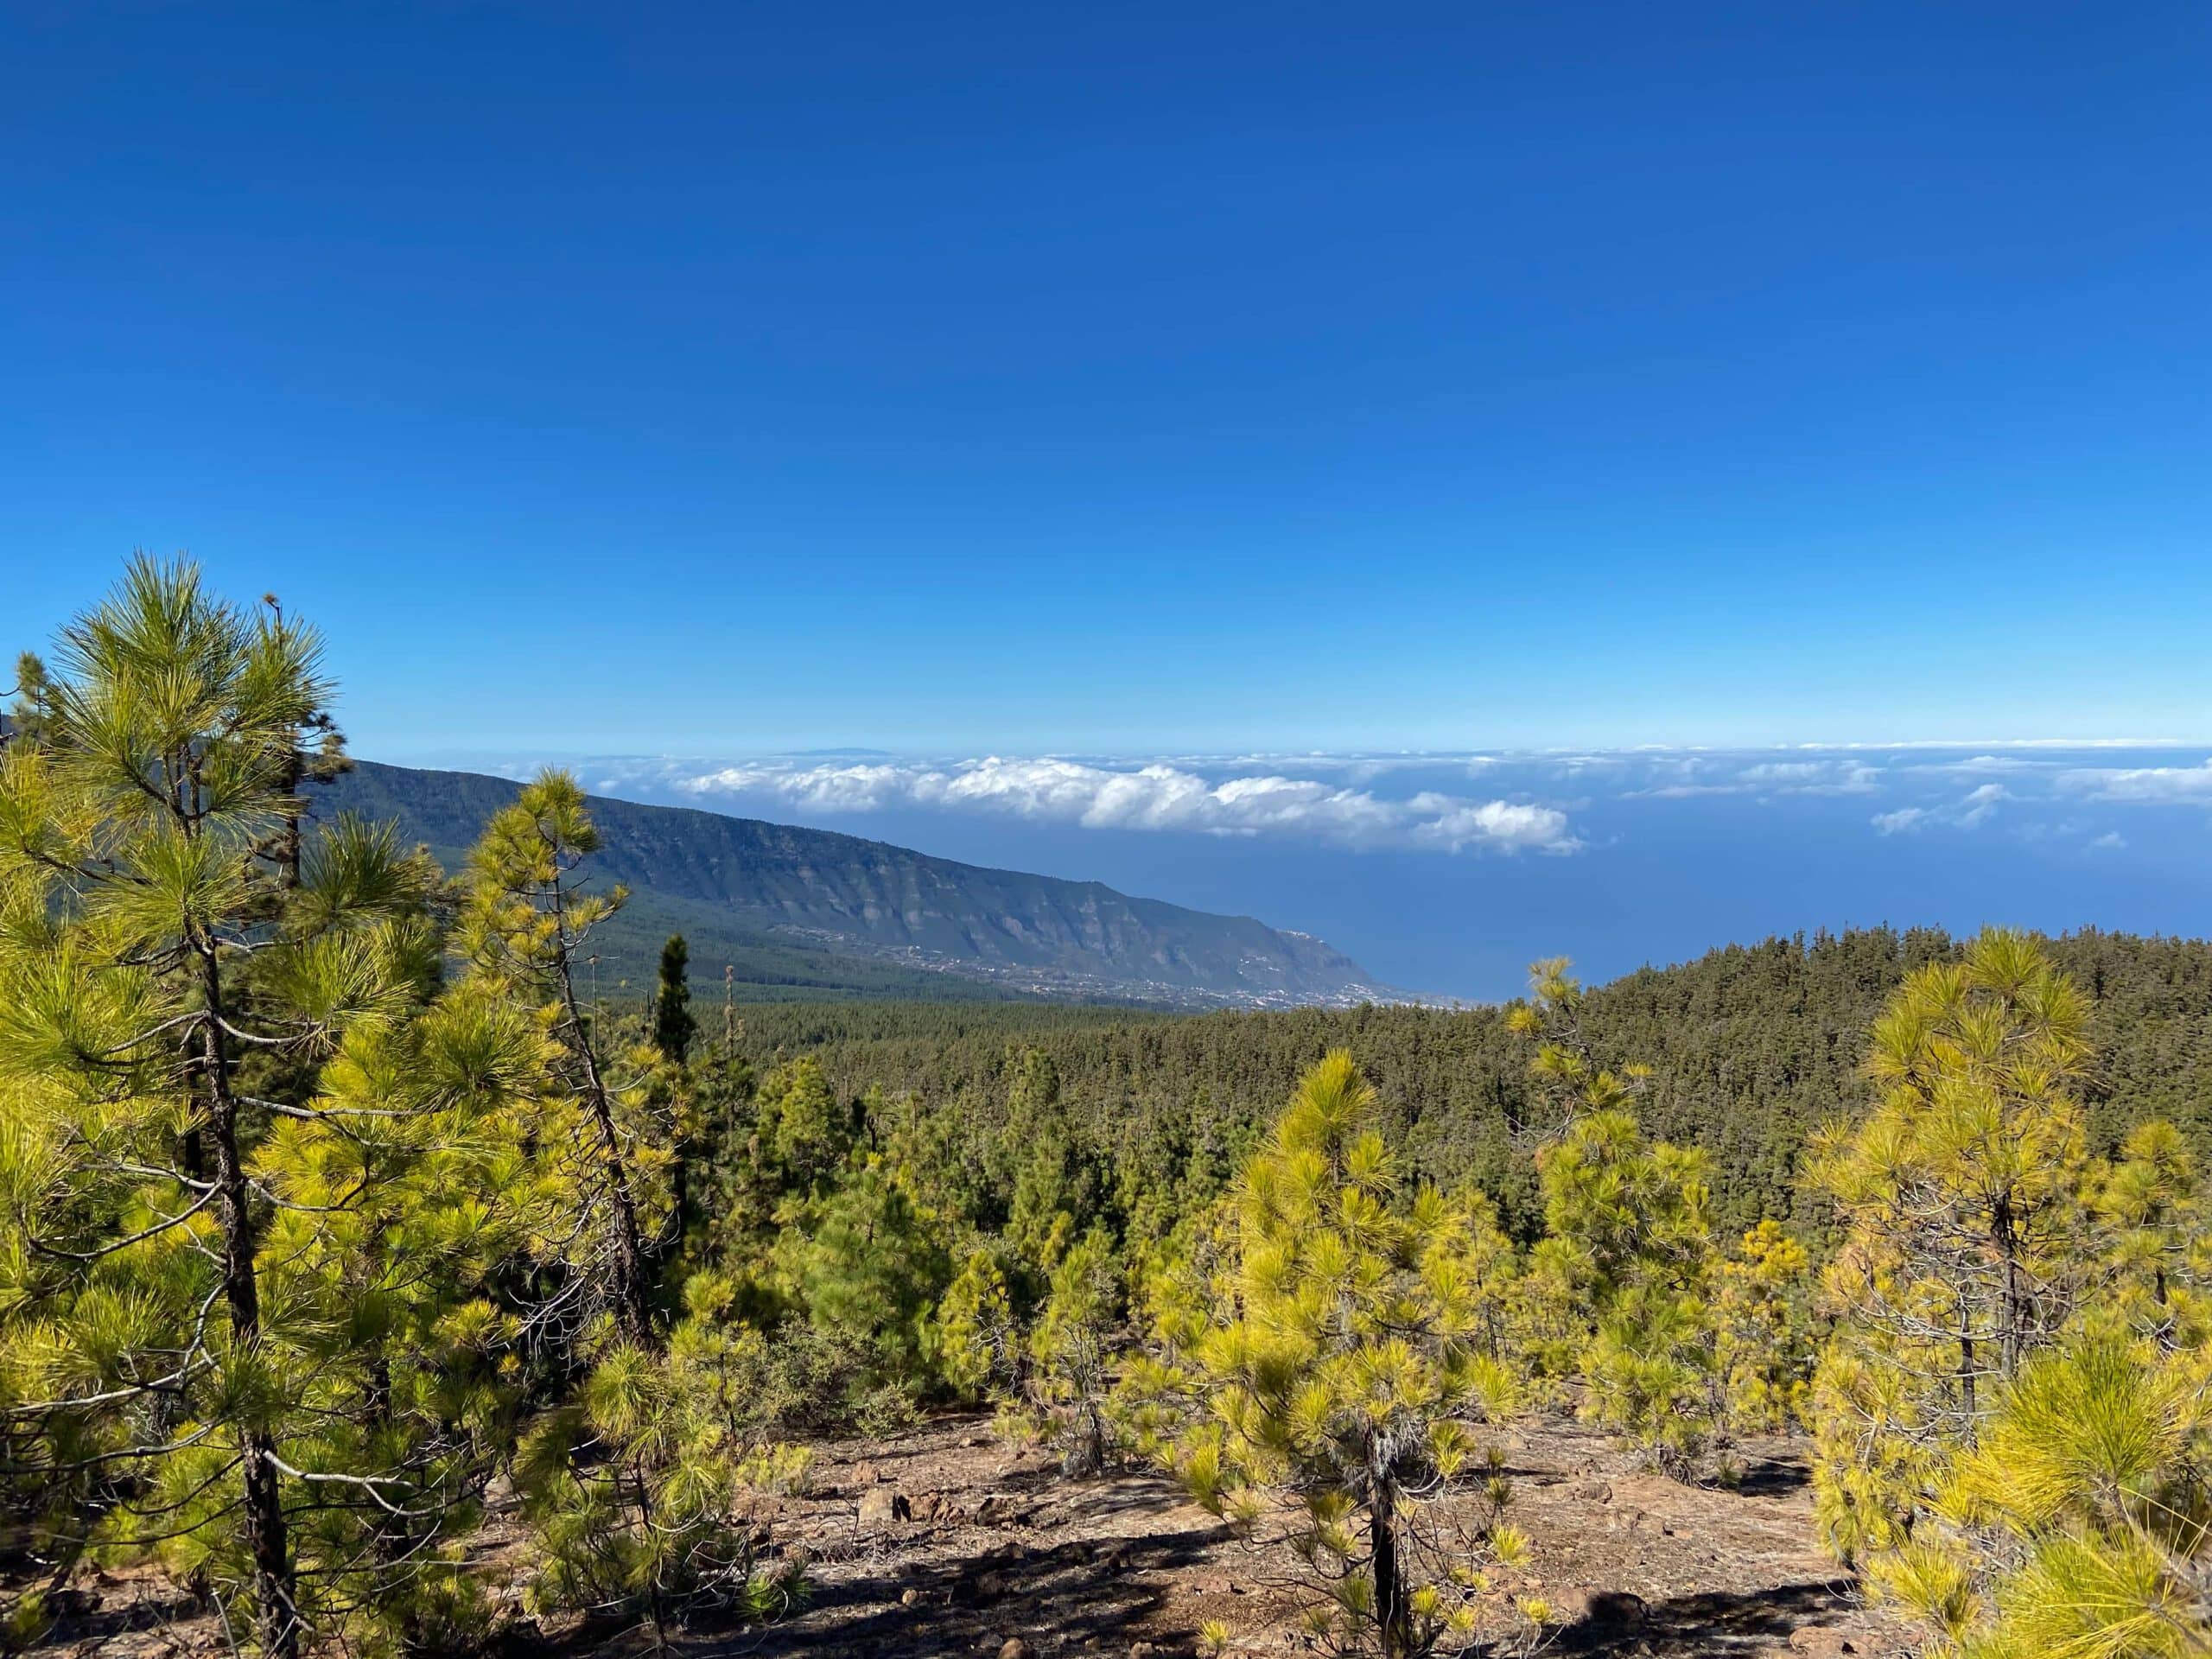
[{"x1": 323, "y1": 760, "x2": 1389, "y2": 1007}]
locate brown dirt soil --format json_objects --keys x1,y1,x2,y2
[{"x1": 22, "y1": 1414, "x2": 1913, "y2": 1659}]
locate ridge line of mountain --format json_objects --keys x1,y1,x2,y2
[{"x1": 323, "y1": 760, "x2": 1395, "y2": 1008}]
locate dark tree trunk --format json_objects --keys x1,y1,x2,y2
[
  {"x1": 201, "y1": 950, "x2": 299, "y2": 1659},
  {"x1": 1993, "y1": 1196, "x2": 2029, "y2": 1379},
  {"x1": 1368, "y1": 1440, "x2": 1408, "y2": 1659}
]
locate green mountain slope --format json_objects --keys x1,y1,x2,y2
[{"x1": 321, "y1": 761, "x2": 1387, "y2": 1007}]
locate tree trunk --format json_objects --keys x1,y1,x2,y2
[
  {"x1": 578, "y1": 1053, "x2": 653, "y2": 1340},
  {"x1": 1369, "y1": 1443, "x2": 1408, "y2": 1659},
  {"x1": 201, "y1": 950, "x2": 299, "y2": 1659},
  {"x1": 1957, "y1": 1330, "x2": 1978, "y2": 1442},
  {"x1": 1993, "y1": 1196, "x2": 2028, "y2": 1379},
  {"x1": 549, "y1": 899, "x2": 654, "y2": 1340}
]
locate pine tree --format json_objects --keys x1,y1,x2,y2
[
  {"x1": 240, "y1": 947, "x2": 548, "y2": 1656},
  {"x1": 650, "y1": 933, "x2": 696, "y2": 1064},
  {"x1": 456, "y1": 772, "x2": 664, "y2": 1341},
  {"x1": 1123, "y1": 1052, "x2": 1539, "y2": 1659},
  {"x1": 3, "y1": 652, "x2": 53, "y2": 747},
  {"x1": 1807, "y1": 929, "x2": 2098, "y2": 1565},
  {"x1": 448, "y1": 785, "x2": 807, "y2": 1643},
  {"x1": 759, "y1": 1056, "x2": 849, "y2": 1199},
  {"x1": 2088, "y1": 1121, "x2": 2210, "y2": 1351},
  {"x1": 934, "y1": 1247, "x2": 1021, "y2": 1400},
  {"x1": 782, "y1": 1149, "x2": 949, "y2": 1410},
  {"x1": 640, "y1": 934, "x2": 708, "y2": 1274},
  {"x1": 0, "y1": 559, "x2": 449, "y2": 1656},
  {"x1": 515, "y1": 1325, "x2": 806, "y2": 1648},
  {"x1": 1712, "y1": 1220, "x2": 1818, "y2": 1435},
  {"x1": 1024, "y1": 1228, "x2": 1122, "y2": 1477},
  {"x1": 1509, "y1": 960, "x2": 1728, "y2": 1475},
  {"x1": 1876, "y1": 1332, "x2": 2212, "y2": 1655},
  {"x1": 1805, "y1": 930, "x2": 2212, "y2": 1654},
  {"x1": 1538, "y1": 1107, "x2": 1722, "y2": 1474}
]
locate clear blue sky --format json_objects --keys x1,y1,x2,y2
[{"x1": 5, "y1": 3, "x2": 2209, "y2": 759}]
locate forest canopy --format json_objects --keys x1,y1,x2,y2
[{"x1": 713, "y1": 925, "x2": 2212, "y2": 1242}]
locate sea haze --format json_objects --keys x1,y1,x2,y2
[{"x1": 423, "y1": 746, "x2": 2212, "y2": 1002}]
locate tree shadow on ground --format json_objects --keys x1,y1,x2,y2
[
  {"x1": 1555, "y1": 1577, "x2": 1859, "y2": 1655},
  {"x1": 644, "y1": 1502, "x2": 1221, "y2": 1659},
  {"x1": 21, "y1": 1575, "x2": 213, "y2": 1658},
  {"x1": 1729, "y1": 1453, "x2": 1811, "y2": 1498}
]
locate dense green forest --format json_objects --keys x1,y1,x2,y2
[
  {"x1": 719, "y1": 925, "x2": 2212, "y2": 1239},
  {"x1": 7, "y1": 561, "x2": 2211, "y2": 1659}
]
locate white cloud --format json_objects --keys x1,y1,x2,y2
[
  {"x1": 676, "y1": 757, "x2": 1579, "y2": 855},
  {"x1": 1905, "y1": 753, "x2": 2049, "y2": 775},
  {"x1": 1793, "y1": 737, "x2": 2183, "y2": 751},
  {"x1": 2056, "y1": 760, "x2": 2212, "y2": 804},
  {"x1": 681, "y1": 761, "x2": 922, "y2": 815},
  {"x1": 556, "y1": 743, "x2": 2212, "y2": 863},
  {"x1": 2089, "y1": 830, "x2": 2127, "y2": 851},
  {"x1": 1957, "y1": 783, "x2": 2007, "y2": 827},
  {"x1": 1804, "y1": 763, "x2": 1883, "y2": 795},
  {"x1": 1868, "y1": 783, "x2": 2007, "y2": 836},
  {"x1": 1629, "y1": 758, "x2": 1882, "y2": 799},
  {"x1": 1404, "y1": 795, "x2": 1578, "y2": 854}
]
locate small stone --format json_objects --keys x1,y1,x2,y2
[
  {"x1": 901, "y1": 1588, "x2": 923, "y2": 1608},
  {"x1": 858, "y1": 1487, "x2": 912, "y2": 1527},
  {"x1": 1786, "y1": 1630, "x2": 1857, "y2": 1656},
  {"x1": 1000, "y1": 1640, "x2": 1033, "y2": 1659}
]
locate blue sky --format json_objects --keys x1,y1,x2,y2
[
  {"x1": 6, "y1": 3, "x2": 2209, "y2": 757},
  {"x1": 7, "y1": 5, "x2": 2212, "y2": 994}
]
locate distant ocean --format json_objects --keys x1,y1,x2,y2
[{"x1": 440, "y1": 747, "x2": 2212, "y2": 1002}]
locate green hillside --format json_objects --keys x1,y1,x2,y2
[{"x1": 322, "y1": 760, "x2": 1386, "y2": 1007}]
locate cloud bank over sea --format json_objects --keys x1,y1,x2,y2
[{"x1": 445, "y1": 742, "x2": 2212, "y2": 999}]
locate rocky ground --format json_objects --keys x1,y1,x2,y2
[{"x1": 22, "y1": 1414, "x2": 1912, "y2": 1659}]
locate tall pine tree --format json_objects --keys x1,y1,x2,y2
[
  {"x1": 0, "y1": 560, "x2": 444, "y2": 1656},
  {"x1": 651, "y1": 933, "x2": 696, "y2": 1064}
]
